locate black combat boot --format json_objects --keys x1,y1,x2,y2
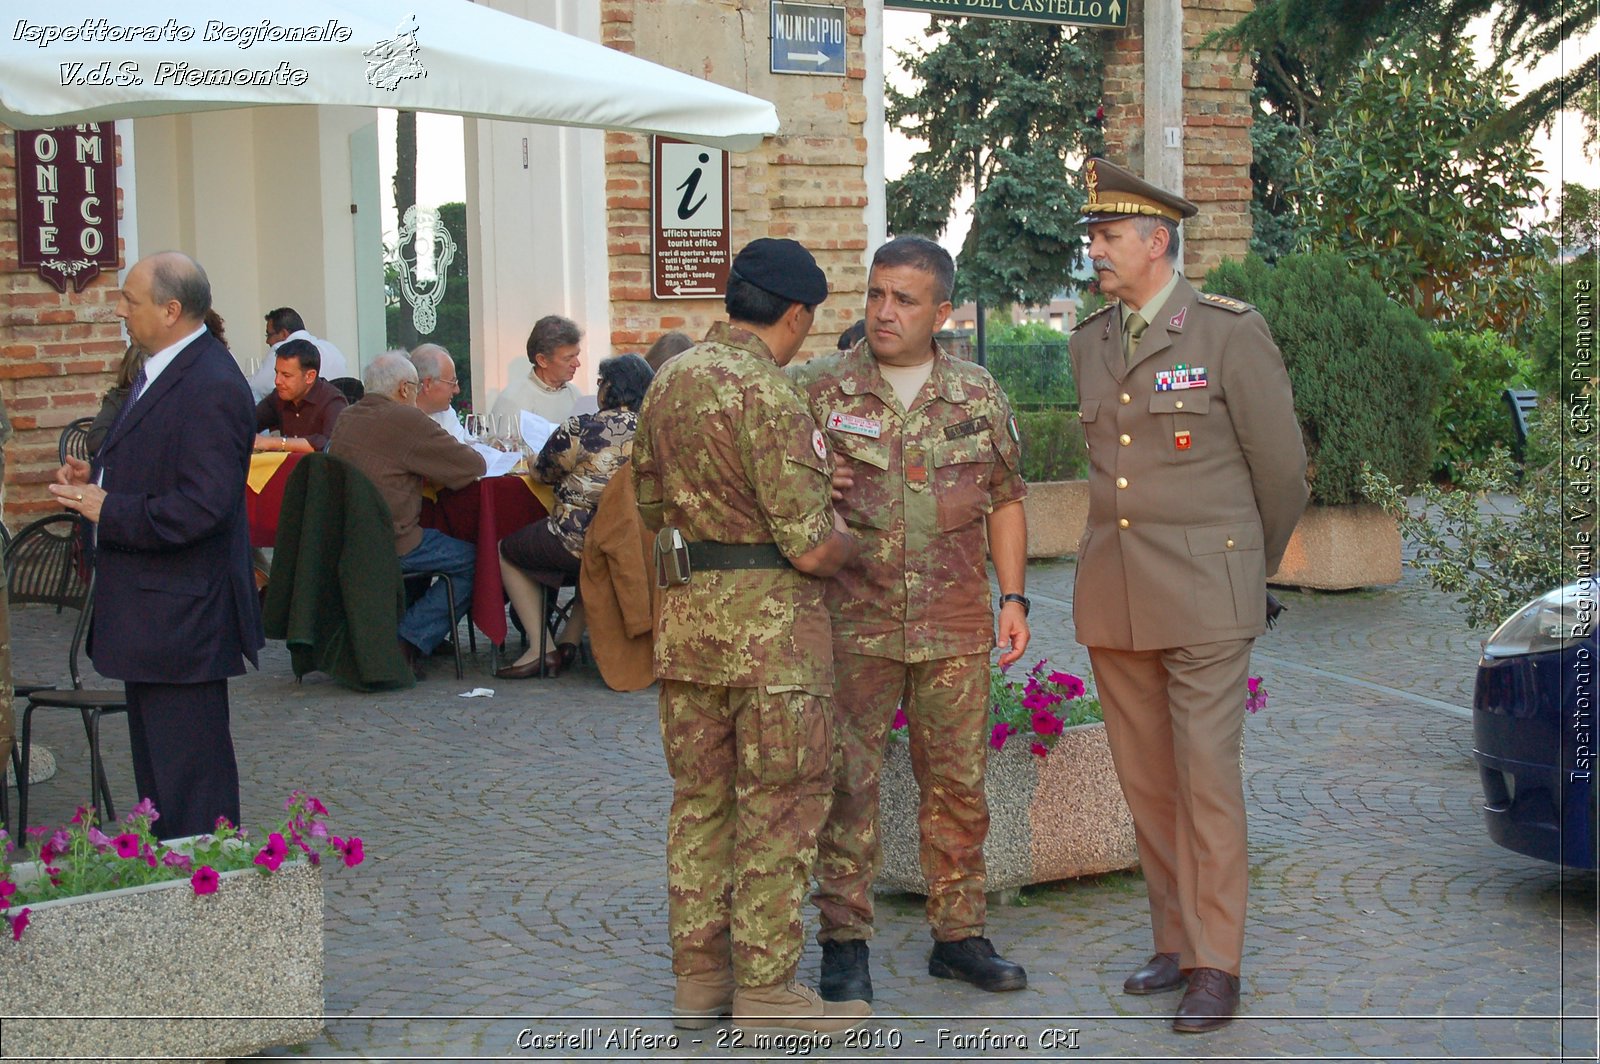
[
  {"x1": 928, "y1": 936, "x2": 1027, "y2": 992},
  {"x1": 819, "y1": 939, "x2": 873, "y2": 1003}
]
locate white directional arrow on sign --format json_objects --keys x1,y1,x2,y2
[
  {"x1": 785, "y1": 51, "x2": 831, "y2": 66},
  {"x1": 1108, "y1": 0, "x2": 1123, "y2": 21},
  {"x1": 673, "y1": 286, "x2": 718, "y2": 295}
]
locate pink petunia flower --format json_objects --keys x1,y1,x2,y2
[
  {"x1": 1248, "y1": 676, "x2": 1262, "y2": 695},
  {"x1": 336, "y1": 836, "x2": 364, "y2": 868},
  {"x1": 891, "y1": 706, "x2": 909, "y2": 731},
  {"x1": 9, "y1": 907, "x2": 30, "y2": 941},
  {"x1": 70, "y1": 806, "x2": 89, "y2": 825},
  {"x1": 41, "y1": 829, "x2": 71, "y2": 862},
  {"x1": 112, "y1": 834, "x2": 140, "y2": 859},
  {"x1": 0, "y1": 880, "x2": 14, "y2": 904},
  {"x1": 86, "y1": 827, "x2": 112, "y2": 849},
  {"x1": 1030, "y1": 741, "x2": 1050, "y2": 759},
  {"x1": 162, "y1": 851, "x2": 192, "y2": 871},
  {"x1": 1055, "y1": 673, "x2": 1086, "y2": 699},
  {"x1": 306, "y1": 797, "x2": 328, "y2": 816},
  {"x1": 309, "y1": 821, "x2": 329, "y2": 840},
  {"x1": 191, "y1": 866, "x2": 220, "y2": 895},
  {"x1": 1031, "y1": 708, "x2": 1064, "y2": 737},
  {"x1": 1021, "y1": 689, "x2": 1051, "y2": 711},
  {"x1": 129, "y1": 797, "x2": 160, "y2": 823},
  {"x1": 254, "y1": 833, "x2": 289, "y2": 872},
  {"x1": 989, "y1": 722, "x2": 1015, "y2": 751}
]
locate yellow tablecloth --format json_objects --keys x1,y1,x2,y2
[{"x1": 248, "y1": 451, "x2": 292, "y2": 493}]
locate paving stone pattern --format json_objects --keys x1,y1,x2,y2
[{"x1": 9, "y1": 549, "x2": 1596, "y2": 1062}]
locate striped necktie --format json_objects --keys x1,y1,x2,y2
[{"x1": 98, "y1": 361, "x2": 148, "y2": 457}]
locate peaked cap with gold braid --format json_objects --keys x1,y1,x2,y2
[{"x1": 1080, "y1": 157, "x2": 1198, "y2": 223}]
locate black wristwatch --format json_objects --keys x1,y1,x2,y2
[{"x1": 999, "y1": 593, "x2": 1031, "y2": 616}]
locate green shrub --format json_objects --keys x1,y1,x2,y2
[
  {"x1": 987, "y1": 343, "x2": 1077, "y2": 406},
  {"x1": 1204, "y1": 252, "x2": 1446, "y2": 504},
  {"x1": 1015, "y1": 408, "x2": 1088, "y2": 482},
  {"x1": 1429, "y1": 329, "x2": 1535, "y2": 479}
]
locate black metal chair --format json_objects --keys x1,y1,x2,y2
[
  {"x1": 328, "y1": 377, "x2": 365, "y2": 404},
  {"x1": 5, "y1": 514, "x2": 127, "y2": 834},
  {"x1": 401, "y1": 571, "x2": 471, "y2": 680},
  {"x1": 57, "y1": 416, "x2": 96, "y2": 465}
]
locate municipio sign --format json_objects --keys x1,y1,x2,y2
[
  {"x1": 771, "y1": 2, "x2": 847, "y2": 76},
  {"x1": 652, "y1": 137, "x2": 731, "y2": 300},
  {"x1": 884, "y1": 0, "x2": 1128, "y2": 28},
  {"x1": 16, "y1": 123, "x2": 119, "y2": 293}
]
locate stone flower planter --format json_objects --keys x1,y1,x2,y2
[
  {"x1": 0, "y1": 859, "x2": 325, "y2": 1060},
  {"x1": 1272, "y1": 502, "x2": 1401, "y2": 590},
  {"x1": 876, "y1": 721, "x2": 1138, "y2": 894}
]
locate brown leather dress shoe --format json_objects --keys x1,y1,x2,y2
[
  {"x1": 1173, "y1": 967, "x2": 1240, "y2": 1033},
  {"x1": 1123, "y1": 951, "x2": 1184, "y2": 995}
]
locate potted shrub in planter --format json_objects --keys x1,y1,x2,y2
[
  {"x1": 1204, "y1": 252, "x2": 1447, "y2": 589},
  {"x1": 0, "y1": 792, "x2": 363, "y2": 1061}
]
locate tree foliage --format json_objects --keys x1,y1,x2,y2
[
  {"x1": 886, "y1": 17, "x2": 1105, "y2": 307},
  {"x1": 1204, "y1": 252, "x2": 1447, "y2": 505},
  {"x1": 1296, "y1": 38, "x2": 1550, "y2": 338},
  {"x1": 1221, "y1": 0, "x2": 1597, "y2": 149}
]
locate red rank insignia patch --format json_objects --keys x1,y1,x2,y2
[{"x1": 1174, "y1": 430, "x2": 1192, "y2": 451}]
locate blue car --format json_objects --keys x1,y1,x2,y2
[{"x1": 1473, "y1": 582, "x2": 1599, "y2": 869}]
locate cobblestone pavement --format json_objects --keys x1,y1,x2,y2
[{"x1": 9, "y1": 547, "x2": 1597, "y2": 1063}]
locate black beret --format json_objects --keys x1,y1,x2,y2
[{"x1": 728, "y1": 238, "x2": 828, "y2": 306}]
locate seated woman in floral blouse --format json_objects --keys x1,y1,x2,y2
[{"x1": 494, "y1": 353, "x2": 654, "y2": 679}]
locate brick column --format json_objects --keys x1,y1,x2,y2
[
  {"x1": 601, "y1": 0, "x2": 869, "y2": 360},
  {"x1": 1100, "y1": 0, "x2": 1253, "y2": 279},
  {"x1": 0, "y1": 126, "x2": 126, "y2": 528}
]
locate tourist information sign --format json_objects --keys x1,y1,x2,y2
[{"x1": 652, "y1": 136, "x2": 731, "y2": 299}]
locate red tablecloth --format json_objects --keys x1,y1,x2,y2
[
  {"x1": 421, "y1": 477, "x2": 549, "y2": 645},
  {"x1": 245, "y1": 452, "x2": 304, "y2": 548}
]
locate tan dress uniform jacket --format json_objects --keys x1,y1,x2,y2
[{"x1": 1071, "y1": 277, "x2": 1308, "y2": 650}]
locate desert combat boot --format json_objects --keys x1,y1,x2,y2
[
  {"x1": 733, "y1": 981, "x2": 872, "y2": 1037},
  {"x1": 673, "y1": 970, "x2": 736, "y2": 1030}
]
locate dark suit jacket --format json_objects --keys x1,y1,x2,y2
[{"x1": 90, "y1": 328, "x2": 264, "y2": 683}]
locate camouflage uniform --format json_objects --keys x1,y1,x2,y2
[
  {"x1": 635, "y1": 321, "x2": 837, "y2": 989},
  {"x1": 790, "y1": 341, "x2": 1026, "y2": 943}
]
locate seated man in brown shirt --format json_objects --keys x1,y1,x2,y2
[
  {"x1": 254, "y1": 338, "x2": 348, "y2": 453},
  {"x1": 328, "y1": 351, "x2": 487, "y2": 676}
]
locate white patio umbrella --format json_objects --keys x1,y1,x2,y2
[{"x1": 0, "y1": 1, "x2": 778, "y2": 150}]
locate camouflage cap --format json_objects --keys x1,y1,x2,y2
[
  {"x1": 1080, "y1": 157, "x2": 1199, "y2": 223},
  {"x1": 729, "y1": 238, "x2": 829, "y2": 306}
]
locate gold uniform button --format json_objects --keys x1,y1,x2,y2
[
  {"x1": 1175, "y1": 400, "x2": 1184, "y2": 410},
  {"x1": 1226, "y1": 539, "x2": 1235, "y2": 549},
  {"x1": 1116, "y1": 477, "x2": 1128, "y2": 489},
  {"x1": 1119, "y1": 434, "x2": 1131, "y2": 446},
  {"x1": 1118, "y1": 518, "x2": 1130, "y2": 529},
  {"x1": 1119, "y1": 393, "x2": 1131, "y2": 405}
]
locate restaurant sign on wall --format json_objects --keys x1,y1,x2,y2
[{"x1": 16, "y1": 123, "x2": 119, "y2": 293}]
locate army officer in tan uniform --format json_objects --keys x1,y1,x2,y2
[{"x1": 1068, "y1": 159, "x2": 1308, "y2": 1033}]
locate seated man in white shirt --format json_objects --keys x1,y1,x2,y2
[
  {"x1": 250, "y1": 307, "x2": 349, "y2": 402},
  {"x1": 488, "y1": 315, "x2": 582, "y2": 426},
  {"x1": 410, "y1": 343, "x2": 468, "y2": 442}
]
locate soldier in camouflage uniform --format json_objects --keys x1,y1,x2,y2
[
  {"x1": 634, "y1": 238, "x2": 868, "y2": 1037},
  {"x1": 790, "y1": 236, "x2": 1032, "y2": 1002}
]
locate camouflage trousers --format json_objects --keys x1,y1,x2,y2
[
  {"x1": 814, "y1": 651, "x2": 989, "y2": 943},
  {"x1": 660, "y1": 679, "x2": 833, "y2": 988}
]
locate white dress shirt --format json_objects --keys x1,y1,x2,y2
[{"x1": 249, "y1": 330, "x2": 350, "y2": 402}]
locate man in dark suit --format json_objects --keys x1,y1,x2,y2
[
  {"x1": 52, "y1": 251, "x2": 264, "y2": 840},
  {"x1": 1068, "y1": 159, "x2": 1308, "y2": 1033}
]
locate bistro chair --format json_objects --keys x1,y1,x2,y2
[
  {"x1": 328, "y1": 377, "x2": 365, "y2": 404},
  {"x1": 57, "y1": 416, "x2": 96, "y2": 465},
  {"x1": 5, "y1": 513, "x2": 127, "y2": 834}
]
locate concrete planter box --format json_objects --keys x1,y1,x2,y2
[
  {"x1": 1022, "y1": 479, "x2": 1088, "y2": 559},
  {"x1": 1273, "y1": 503, "x2": 1401, "y2": 590},
  {"x1": 0, "y1": 858, "x2": 324, "y2": 1061},
  {"x1": 876, "y1": 721, "x2": 1138, "y2": 894}
]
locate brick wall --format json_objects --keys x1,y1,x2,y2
[
  {"x1": 1102, "y1": 0, "x2": 1253, "y2": 279},
  {"x1": 0, "y1": 125, "x2": 126, "y2": 529},
  {"x1": 602, "y1": 0, "x2": 869, "y2": 361}
]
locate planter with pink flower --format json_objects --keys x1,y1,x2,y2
[
  {"x1": 0, "y1": 791, "x2": 363, "y2": 1061},
  {"x1": 876, "y1": 662, "x2": 1270, "y2": 894}
]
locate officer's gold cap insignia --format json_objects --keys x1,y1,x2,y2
[{"x1": 1081, "y1": 158, "x2": 1199, "y2": 223}]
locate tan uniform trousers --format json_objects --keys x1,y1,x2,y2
[
  {"x1": 1089, "y1": 638, "x2": 1253, "y2": 976},
  {"x1": 660, "y1": 679, "x2": 832, "y2": 989},
  {"x1": 814, "y1": 651, "x2": 989, "y2": 943}
]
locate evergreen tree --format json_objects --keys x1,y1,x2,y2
[{"x1": 886, "y1": 17, "x2": 1106, "y2": 307}]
